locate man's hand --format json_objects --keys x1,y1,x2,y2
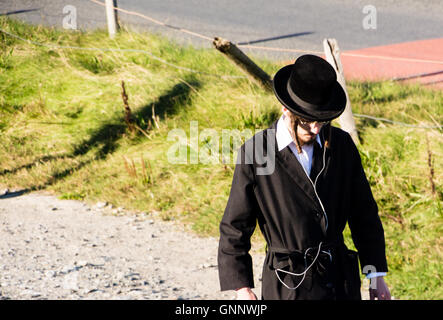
[
  {"x1": 235, "y1": 287, "x2": 258, "y2": 300},
  {"x1": 369, "y1": 276, "x2": 391, "y2": 300}
]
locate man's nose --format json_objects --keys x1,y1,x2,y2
[{"x1": 309, "y1": 123, "x2": 322, "y2": 134}]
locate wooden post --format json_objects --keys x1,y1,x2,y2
[
  {"x1": 121, "y1": 80, "x2": 134, "y2": 132},
  {"x1": 213, "y1": 37, "x2": 272, "y2": 91},
  {"x1": 323, "y1": 38, "x2": 360, "y2": 145},
  {"x1": 105, "y1": 0, "x2": 118, "y2": 38},
  {"x1": 113, "y1": 0, "x2": 121, "y2": 30}
]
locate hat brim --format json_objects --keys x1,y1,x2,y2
[{"x1": 272, "y1": 64, "x2": 347, "y2": 122}]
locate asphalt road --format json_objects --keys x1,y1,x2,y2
[{"x1": 1, "y1": 0, "x2": 442, "y2": 60}]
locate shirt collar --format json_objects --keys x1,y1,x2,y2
[{"x1": 276, "y1": 114, "x2": 322, "y2": 152}]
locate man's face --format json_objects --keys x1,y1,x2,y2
[
  {"x1": 296, "y1": 118, "x2": 326, "y2": 145},
  {"x1": 282, "y1": 107, "x2": 327, "y2": 146}
]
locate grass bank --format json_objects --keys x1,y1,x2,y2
[{"x1": 0, "y1": 18, "x2": 441, "y2": 299}]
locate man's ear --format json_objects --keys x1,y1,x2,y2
[{"x1": 281, "y1": 106, "x2": 289, "y2": 115}]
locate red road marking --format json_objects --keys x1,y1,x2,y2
[
  {"x1": 340, "y1": 38, "x2": 443, "y2": 89},
  {"x1": 279, "y1": 38, "x2": 443, "y2": 89}
]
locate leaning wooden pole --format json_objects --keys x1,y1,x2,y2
[
  {"x1": 213, "y1": 37, "x2": 272, "y2": 92},
  {"x1": 323, "y1": 38, "x2": 360, "y2": 145}
]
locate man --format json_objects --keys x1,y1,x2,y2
[{"x1": 218, "y1": 54, "x2": 390, "y2": 300}]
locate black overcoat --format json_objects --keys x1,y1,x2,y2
[{"x1": 218, "y1": 121, "x2": 388, "y2": 300}]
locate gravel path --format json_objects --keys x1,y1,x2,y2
[
  {"x1": 0, "y1": 190, "x2": 372, "y2": 300},
  {"x1": 0, "y1": 190, "x2": 265, "y2": 300}
]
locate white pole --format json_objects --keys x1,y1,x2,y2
[
  {"x1": 105, "y1": 0, "x2": 117, "y2": 38},
  {"x1": 323, "y1": 38, "x2": 360, "y2": 145}
]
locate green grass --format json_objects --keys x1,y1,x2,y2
[{"x1": 0, "y1": 17, "x2": 442, "y2": 299}]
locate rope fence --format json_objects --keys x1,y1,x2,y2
[
  {"x1": 1, "y1": 3, "x2": 442, "y2": 130},
  {"x1": 353, "y1": 114, "x2": 442, "y2": 129},
  {"x1": 89, "y1": 0, "x2": 213, "y2": 42},
  {"x1": 88, "y1": 0, "x2": 443, "y2": 66},
  {"x1": 0, "y1": 28, "x2": 246, "y2": 79}
]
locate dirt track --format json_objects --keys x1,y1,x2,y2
[{"x1": 0, "y1": 191, "x2": 264, "y2": 300}]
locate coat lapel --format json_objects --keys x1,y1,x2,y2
[
  {"x1": 268, "y1": 124, "x2": 320, "y2": 212},
  {"x1": 267, "y1": 121, "x2": 331, "y2": 218},
  {"x1": 309, "y1": 140, "x2": 323, "y2": 181}
]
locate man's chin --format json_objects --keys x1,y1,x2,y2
[{"x1": 301, "y1": 135, "x2": 316, "y2": 145}]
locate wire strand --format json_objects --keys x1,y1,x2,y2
[
  {"x1": 87, "y1": 0, "x2": 443, "y2": 66},
  {"x1": 88, "y1": 0, "x2": 213, "y2": 41},
  {"x1": 0, "y1": 28, "x2": 246, "y2": 79},
  {"x1": 353, "y1": 114, "x2": 442, "y2": 129},
  {"x1": 1, "y1": 29, "x2": 442, "y2": 130}
]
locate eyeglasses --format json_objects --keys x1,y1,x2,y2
[{"x1": 298, "y1": 118, "x2": 329, "y2": 126}]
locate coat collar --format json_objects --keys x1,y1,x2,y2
[{"x1": 275, "y1": 114, "x2": 322, "y2": 152}]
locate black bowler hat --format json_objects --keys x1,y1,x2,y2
[{"x1": 272, "y1": 54, "x2": 347, "y2": 121}]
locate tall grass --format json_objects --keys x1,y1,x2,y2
[{"x1": 0, "y1": 17, "x2": 441, "y2": 299}]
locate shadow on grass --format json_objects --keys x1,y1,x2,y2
[
  {"x1": 0, "y1": 154, "x2": 68, "y2": 176},
  {"x1": 354, "y1": 116, "x2": 381, "y2": 145},
  {"x1": 73, "y1": 77, "x2": 200, "y2": 157},
  {"x1": 1, "y1": 77, "x2": 201, "y2": 190}
]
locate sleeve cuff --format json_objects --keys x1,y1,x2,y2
[{"x1": 365, "y1": 272, "x2": 387, "y2": 279}]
